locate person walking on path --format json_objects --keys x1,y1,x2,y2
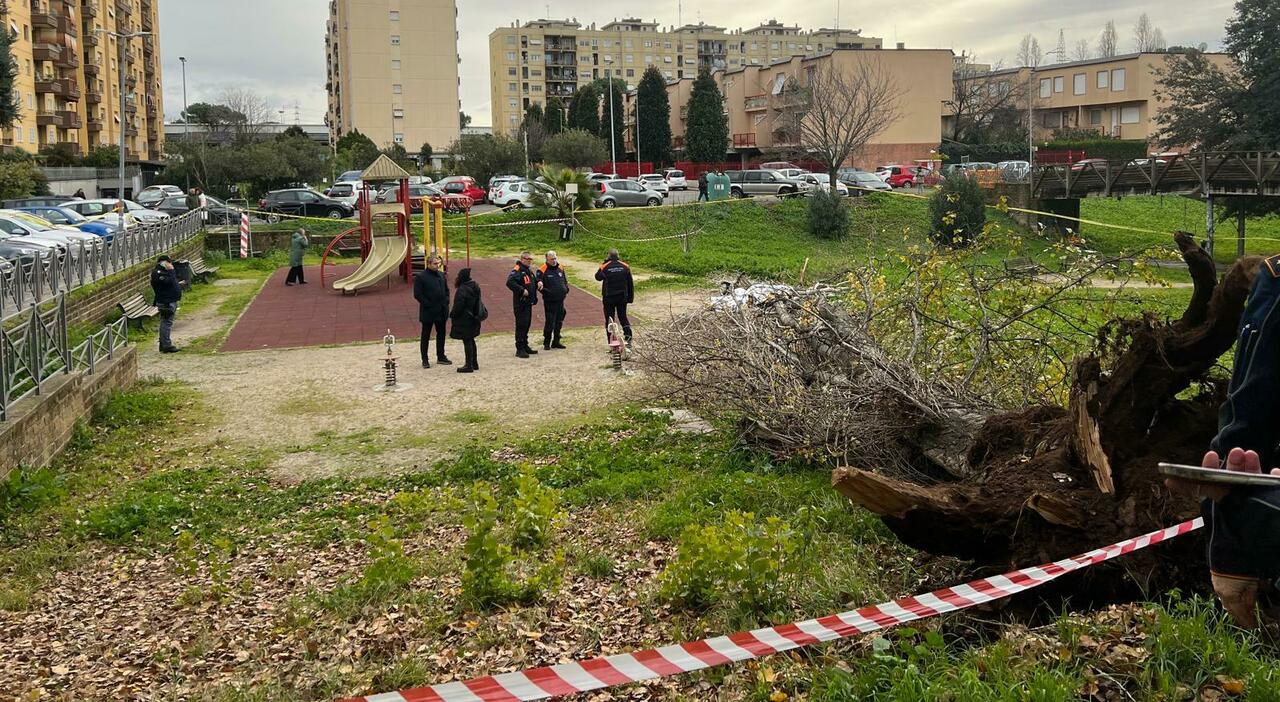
[
  {"x1": 285, "y1": 228, "x2": 309, "y2": 286},
  {"x1": 449, "y1": 267, "x2": 484, "y2": 373},
  {"x1": 697, "y1": 171, "x2": 709, "y2": 202},
  {"x1": 537, "y1": 250, "x2": 570, "y2": 350},
  {"x1": 506, "y1": 251, "x2": 539, "y2": 358},
  {"x1": 150, "y1": 254, "x2": 182, "y2": 353},
  {"x1": 595, "y1": 248, "x2": 634, "y2": 344},
  {"x1": 413, "y1": 254, "x2": 452, "y2": 368},
  {"x1": 185, "y1": 188, "x2": 200, "y2": 212},
  {"x1": 197, "y1": 188, "x2": 209, "y2": 223}
]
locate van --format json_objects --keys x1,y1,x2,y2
[{"x1": 723, "y1": 169, "x2": 809, "y2": 198}]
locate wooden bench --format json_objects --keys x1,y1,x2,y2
[
  {"x1": 1003, "y1": 257, "x2": 1040, "y2": 278},
  {"x1": 117, "y1": 293, "x2": 158, "y2": 328},
  {"x1": 190, "y1": 257, "x2": 220, "y2": 280}
]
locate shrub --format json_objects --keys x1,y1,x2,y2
[
  {"x1": 544, "y1": 129, "x2": 608, "y2": 170},
  {"x1": 460, "y1": 482, "x2": 563, "y2": 610},
  {"x1": 928, "y1": 173, "x2": 986, "y2": 248},
  {"x1": 1042, "y1": 137, "x2": 1148, "y2": 161},
  {"x1": 807, "y1": 189, "x2": 850, "y2": 240},
  {"x1": 657, "y1": 511, "x2": 801, "y2": 615},
  {"x1": 510, "y1": 469, "x2": 561, "y2": 551}
]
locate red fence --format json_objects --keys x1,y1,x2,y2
[
  {"x1": 1035, "y1": 150, "x2": 1087, "y2": 165},
  {"x1": 592, "y1": 162, "x2": 655, "y2": 177}
]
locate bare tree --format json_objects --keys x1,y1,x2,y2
[
  {"x1": 946, "y1": 64, "x2": 1027, "y2": 144},
  {"x1": 1097, "y1": 21, "x2": 1119, "y2": 57},
  {"x1": 777, "y1": 60, "x2": 901, "y2": 189},
  {"x1": 1072, "y1": 39, "x2": 1092, "y2": 62},
  {"x1": 1152, "y1": 27, "x2": 1167, "y2": 51},
  {"x1": 219, "y1": 88, "x2": 271, "y2": 143},
  {"x1": 1017, "y1": 34, "x2": 1043, "y2": 68}
]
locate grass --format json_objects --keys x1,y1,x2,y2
[{"x1": 1080, "y1": 195, "x2": 1280, "y2": 264}]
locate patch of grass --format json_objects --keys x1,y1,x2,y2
[
  {"x1": 447, "y1": 409, "x2": 493, "y2": 424},
  {"x1": 573, "y1": 550, "x2": 615, "y2": 579},
  {"x1": 1081, "y1": 195, "x2": 1280, "y2": 263}
]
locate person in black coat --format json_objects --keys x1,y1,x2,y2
[
  {"x1": 595, "y1": 248, "x2": 634, "y2": 343},
  {"x1": 150, "y1": 254, "x2": 182, "y2": 353},
  {"x1": 505, "y1": 251, "x2": 539, "y2": 358},
  {"x1": 449, "y1": 267, "x2": 483, "y2": 373},
  {"x1": 536, "y1": 250, "x2": 570, "y2": 350},
  {"x1": 413, "y1": 254, "x2": 452, "y2": 368}
]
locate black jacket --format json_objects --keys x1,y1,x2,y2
[
  {"x1": 413, "y1": 268, "x2": 450, "y2": 322},
  {"x1": 150, "y1": 263, "x2": 182, "y2": 304},
  {"x1": 537, "y1": 262, "x2": 570, "y2": 303},
  {"x1": 698, "y1": 172, "x2": 708, "y2": 192},
  {"x1": 506, "y1": 262, "x2": 538, "y2": 306},
  {"x1": 185, "y1": 194, "x2": 200, "y2": 210},
  {"x1": 595, "y1": 257, "x2": 634, "y2": 303},
  {"x1": 449, "y1": 280, "x2": 483, "y2": 339}
]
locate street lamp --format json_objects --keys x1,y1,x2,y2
[
  {"x1": 96, "y1": 28, "x2": 151, "y2": 237},
  {"x1": 179, "y1": 56, "x2": 188, "y2": 189},
  {"x1": 603, "y1": 56, "x2": 616, "y2": 174}
]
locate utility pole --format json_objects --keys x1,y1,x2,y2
[
  {"x1": 179, "y1": 56, "x2": 188, "y2": 190},
  {"x1": 634, "y1": 85, "x2": 640, "y2": 176},
  {"x1": 98, "y1": 28, "x2": 151, "y2": 236}
]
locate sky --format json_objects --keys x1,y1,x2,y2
[{"x1": 158, "y1": 0, "x2": 1237, "y2": 128}]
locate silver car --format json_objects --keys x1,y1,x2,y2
[
  {"x1": 593, "y1": 179, "x2": 665, "y2": 208},
  {"x1": 724, "y1": 169, "x2": 810, "y2": 198}
]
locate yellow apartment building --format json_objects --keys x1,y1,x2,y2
[
  {"x1": 488, "y1": 17, "x2": 882, "y2": 135},
  {"x1": 641, "y1": 48, "x2": 952, "y2": 168},
  {"x1": 1, "y1": 0, "x2": 164, "y2": 160},
  {"x1": 325, "y1": 0, "x2": 460, "y2": 152}
]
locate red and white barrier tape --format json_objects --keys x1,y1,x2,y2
[{"x1": 342, "y1": 517, "x2": 1203, "y2": 702}]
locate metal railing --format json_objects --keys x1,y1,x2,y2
[
  {"x1": 0, "y1": 295, "x2": 129, "y2": 421},
  {"x1": 0, "y1": 210, "x2": 203, "y2": 323}
]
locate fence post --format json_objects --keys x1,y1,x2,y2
[
  {"x1": 58, "y1": 295, "x2": 70, "y2": 372},
  {"x1": 32, "y1": 252, "x2": 44, "y2": 306},
  {"x1": 27, "y1": 304, "x2": 41, "y2": 396}
]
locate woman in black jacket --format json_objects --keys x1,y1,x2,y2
[{"x1": 449, "y1": 267, "x2": 483, "y2": 373}]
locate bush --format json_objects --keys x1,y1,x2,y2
[
  {"x1": 657, "y1": 511, "x2": 801, "y2": 615},
  {"x1": 1041, "y1": 138, "x2": 1148, "y2": 161},
  {"x1": 544, "y1": 129, "x2": 608, "y2": 170},
  {"x1": 928, "y1": 173, "x2": 986, "y2": 248},
  {"x1": 807, "y1": 189, "x2": 850, "y2": 240},
  {"x1": 459, "y1": 481, "x2": 563, "y2": 610},
  {"x1": 510, "y1": 469, "x2": 561, "y2": 551},
  {"x1": 938, "y1": 141, "x2": 1027, "y2": 165}
]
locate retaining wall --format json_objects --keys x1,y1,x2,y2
[{"x1": 62, "y1": 238, "x2": 205, "y2": 327}]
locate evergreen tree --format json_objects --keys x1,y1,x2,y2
[
  {"x1": 544, "y1": 97, "x2": 566, "y2": 135},
  {"x1": 568, "y1": 84, "x2": 599, "y2": 136},
  {"x1": 524, "y1": 102, "x2": 544, "y2": 125},
  {"x1": 636, "y1": 66, "x2": 672, "y2": 167},
  {"x1": 684, "y1": 68, "x2": 728, "y2": 163},
  {"x1": 0, "y1": 26, "x2": 23, "y2": 128},
  {"x1": 594, "y1": 78, "x2": 626, "y2": 159},
  {"x1": 419, "y1": 142, "x2": 434, "y2": 164}
]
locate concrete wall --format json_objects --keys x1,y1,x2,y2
[{"x1": 0, "y1": 346, "x2": 137, "y2": 473}]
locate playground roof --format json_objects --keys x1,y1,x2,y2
[{"x1": 361, "y1": 154, "x2": 412, "y2": 182}]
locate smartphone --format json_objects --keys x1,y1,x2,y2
[{"x1": 1158, "y1": 462, "x2": 1280, "y2": 487}]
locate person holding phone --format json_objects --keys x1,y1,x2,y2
[{"x1": 150, "y1": 254, "x2": 182, "y2": 353}]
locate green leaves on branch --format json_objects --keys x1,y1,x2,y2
[
  {"x1": 928, "y1": 173, "x2": 986, "y2": 248},
  {"x1": 807, "y1": 190, "x2": 850, "y2": 240},
  {"x1": 460, "y1": 473, "x2": 564, "y2": 611},
  {"x1": 658, "y1": 511, "x2": 801, "y2": 616}
]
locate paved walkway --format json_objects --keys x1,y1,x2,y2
[{"x1": 221, "y1": 258, "x2": 600, "y2": 352}]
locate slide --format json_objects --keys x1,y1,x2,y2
[{"x1": 331, "y1": 235, "x2": 408, "y2": 293}]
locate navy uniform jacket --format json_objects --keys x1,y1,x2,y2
[
  {"x1": 506, "y1": 262, "x2": 538, "y2": 306},
  {"x1": 537, "y1": 263, "x2": 570, "y2": 303},
  {"x1": 150, "y1": 263, "x2": 181, "y2": 304},
  {"x1": 595, "y1": 257, "x2": 634, "y2": 303}
]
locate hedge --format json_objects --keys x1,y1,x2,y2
[{"x1": 1041, "y1": 139, "x2": 1149, "y2": 160}]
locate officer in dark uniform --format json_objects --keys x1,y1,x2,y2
[
  {"x1": 150, "y1": 255, "x2": 182, "y2": 353},
  {"x1": 594, "y1": 248, "x2": 634, "y2": 344},
  {"x1": 1168, "y1": 253, "x2": 1280, "y2": 628},
  {"x1": 537, "y1": 250, "x2": 570, "y2": 350},
  {"x1": 505, "y1": 251, "x2": 539, "y2": 358}
]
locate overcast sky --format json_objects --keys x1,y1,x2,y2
[{"x1": 158, "y1": 0, "x2": 1236, "y2": 128}]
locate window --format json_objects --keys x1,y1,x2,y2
[
  {"x1": 506, "y1": 35, "x2": 516, "y2": 45},
  {"x1": 507, "y1": 67, "x2": 516, "y2": 76},
  {"x1": 1089, "y1": 109, "x2": 1102, "y2": 125},
  {"x1": 507, "y1": 82, "x2": 516, "y2": 91},
  {"x1": 1111, "y1": 68, "x2": 1126, "y2": 91},
  {"x1": 393, "y1": 108, "x2": 404, "y2": 118},
  {"x1": 771, "y1": 42, "x2": 779, "y2": 49},
  {"x1": 643, "y1": 40, "x2": 652, "y2": 47},
  {"x1": 626, "y1": 69, "x2": 634, "y2": 77},
  {"x1": 1039, "y1": 78, "x2": 1051, "y2": 98},
  {"x1": 389, "y1": 10, "x2": 399, "y2": 20},
  {"x1": 394, "y1": 133, "x2": 404, "y2": 144},
  {"x1": 392, "y1": 84, "x2": 402, "y2": 94},
  {"x1": 1053, "y1": 76, "x2": 1063, "y2": 93},
  {"x1": 1120, "y1": 106, "x2": 1140, "y2": 123},
  {"x1": 643, "y1": 55, "x2": 651, "y2": 63},
  {"x1": 1073, "y1": 73, "x2": 1085, "y2": 95},
  {"x1": 392, "y1": 60, "x2": 401, "y2": 70},
  {"x1": 1042, "y1": 112, "x2": 1061, "y2": 128},
  {"x1": 505, "y1": 52, "x2": 515, "y2": 61},
  {"x1": 390, "y1": 35, "x2": 400, "y2": 45}
]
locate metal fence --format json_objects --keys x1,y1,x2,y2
[
  {"x1": 0, "y1": 211, "x2": 203, "y2": 323},
  {"x1": 0, "y1": 295, "x2": 129, "y2": 421}
]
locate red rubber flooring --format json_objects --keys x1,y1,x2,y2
[{"x1": 220, "y1": 258, "x2": 601, "y2": 352}]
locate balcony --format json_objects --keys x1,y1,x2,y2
[
  {"x1": 125, "y1": 125, "x2": 138, "y2": 136},
  {"x1": 141, "y1": 13, "x2": 152, "y2": 31},
  {"x1": 115, "y1": 0, "x2": 130, "y2": 15},
  {"x1": 83, "y1": 60, "x2": 100, "y2": 76},
  {"x1": 82, "y1": 0, "x2": 98, "y2": 18},
  {"x1": 31, "y1": 11, "x2": 58, "y2": 31},
  {"x1": 731, "y1": 133, "x2": 757, "y2": 148},
  {"x1": 58, "y1": 110, "x2": 81, "y2": 129},
  {"x1": 35, "y1": 76, "x2": 67, "y2": 95},
  {"x1": 87, "y1": 117, "x2": 102, "y2": 132},
  {"x1": 32, "y1": 43, "x2": 62, "y2": 62},
  {"x1": 85, "y1": 89, "x2": 101, "y2": 103},
  {"x1": 142, "y1": 36, "x2": 153, "y2": 55},
  {"x1": 36, "y1": 111, "x2": 63, "y2": 126},
  {"x1": 744, "y1": 94, "x2": 768, "y2": 111},
  {"x1": 84, "y1": 31, "x2": 98, "y2": 47},
  {"x1": 55, "y1": 48, "x2": 78, "y2": 68}
]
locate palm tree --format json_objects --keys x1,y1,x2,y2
[{"x1": 529, "y1": 165, "x2": 593, "y2": 219}]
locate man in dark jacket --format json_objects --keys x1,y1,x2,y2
[
  {"x1": 413, "y1": 254, "x2": 452, "y2": 368},
  {"x1": 184, "y1": 188, "x2": 200, "y2": 212},
  {"x1": 150, "y1": 254, "x2": 182, "y2": 353},
  {"x1": 595, "y1": 248, "x2": 634, "y2": 344},
  {"x1": 506, "y1": 250, "x2": 539, "y2": 358},
  {"x1": 697, "y1": 172, "x2": 709, "y2": 202},
  {"x1": 537, "y1": 250, "x2": 570, "y2": 350}
]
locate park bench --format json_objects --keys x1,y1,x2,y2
[
  {"x1": 1003, "y1": 256, "x2": 1041, "y2": 278},
  {"x1": 190, "y1": 257, "x2": 220, "y2": 280},
  {"x1": 117, "y1": 293, "x2": 158, "y2": 329}
]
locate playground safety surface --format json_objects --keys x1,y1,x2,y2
[{"x1": 220, "y1": 258, "x2": 601, "y2": 352}]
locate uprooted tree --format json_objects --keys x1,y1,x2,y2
[{"x1": 637, "y1": 232, "x2": 1259, "y2": 601}]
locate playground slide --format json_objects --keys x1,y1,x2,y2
[{"x1": 332, "y1": 236, "x2": 408, "y2": 292}]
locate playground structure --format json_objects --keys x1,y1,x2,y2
[{"x1": 321, "y1": 155, "x2": 471, "y2": 292}]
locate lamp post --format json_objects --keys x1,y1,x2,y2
[
  {"x1": 603, "y1": 56, "x2": 616, "y2": 174},
  {"x1": 179, "y1": 56, "x2": 188, "y2": 190},
  {"x1": 97, "y1": 28, "x2": 151, "y2": 238},
  {"x1": 634, "y1": 85, "x2": 641, "y2": 176}
]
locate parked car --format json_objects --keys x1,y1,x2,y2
[
  {"x1": 336, "y1": 170, "x2": 364, "y2": 183},
  {"x1": 377, "y1": 183, "x2": 450, "y2": 214},
  {"x1": 487, "y1": 175, "x2": 525, "y2": 203},
  {"x1": 136, "y1": 185, "x2": 184, "y2": 208},
  {"x1": 664, "y1": 169, "x2": 688, "y2": 190},
  {"x1": 154, "y1": 194, "x2": 243, "y2": 224},
  {"x1": 593, "y1": 179, "x2": 665, "y2": 208},
  {"x1": 15, "y1": 206, "x2": 117, "y2": 240},
  {"x1": 586, "y1": 173, "x2": 620, "y2": 183},
  {"x1": 722, "y1": 169, "x2": 809, "y2": 198},
  {"x1": 324, "y1": 181, "x2": 365, "y2": 207},
  {"x1": 874, "y1": 164, "x2": 923, "y2": 188},
  {"x1": 634, "y1": 173, "x2": 670, "y2": 196},
  {"x1": 1070, "y1": 158, "x2": 1110, "y2": 172},
  {"x1": 0, "y1": 233, "x2": 58, "y2": 263},
  {"x1": 760, "y1": 161, "x2": 799, "y2": 171},
  {"x1": 776, "y1": 168, "x2": 810, "y2": 180},
  {"x1": 3, "y1": 196, "x2": 76, "y2": 208},
  {"x1": 844, "y1": 171, "x2": 892, "y2": 195},
  {"x1": 0, "y1": 211, "x2": 103, "y2": 251},
  {"x1": 490, "y1": 180, "x2": 554, "y2": 209},
  {"x1": 63, "y1": 199, "x2": 170, "y2": 223},
  {"x1": 259, "y1": 188, "x2": 355, "y2": 223},
  {"x1": 799, "y1": 173, "x2": 848, "y2": 196},
  {"x1": 437, "y1": 177, "x2": 486, "y2": 203}
]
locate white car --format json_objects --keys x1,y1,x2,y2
[
  {"x1": 0, "y1": 211, "x2": 103, "y2": 250},
  {"x1": 776, "y1": 168, "x2": 810, "y2": 181},
  {"x1": 634, "y1": 173, "x2": 670, "y2": 196},
  {"x1": 325, "y1": 181, "x2": 364, "y2": 207},
  {"x1": 664, "y1": 169, "x2": 688, "y2": 190},
  {"x1": 800, "y1": 173, "x2": 848, "y2": 196},
  {"x1": 65, "y1": 199, "x2": 170, "y2": 223},
  {"x1": 488, "y1": 175, "x2": 525, "y2": 203},
  {"x1": 491, "y1": 180, "x2": 554, "y2": 209}
]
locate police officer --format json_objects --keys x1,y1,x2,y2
[
  {"x1": 537, "y1": 250, "x2": 570, "y2": 350},
  {"x1": 506, "y1": 250, "x2": 539, "y2": 358},
  {"x1": 1167, "y1": 253, "x2": 1280, "y2": 628},
  {"x1": 595, "y1": 248, "x2": 634, "y2": 344},
  {"x1": 150, "y1": 254, "x2": 182, "y2": 353}
]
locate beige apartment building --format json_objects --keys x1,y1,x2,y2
[
  {"x1": 640, "y1": 48, "x2": 952, "y2": 168},
  {"x1": 325, "y1": 0, "x2": 460, "y2": 154},
  {"x1": 488, "y1": 17, "x2": 883, "y2": 135},
  {"x1": 946, "y1": 52, "x2": 1235, "y2": 145},
  {"x1": 0, "y1": 0, "x2": 163, "y2": 160}
]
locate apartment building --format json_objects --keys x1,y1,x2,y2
[
  {"x1": 641, "y1": 48, "x2": 952, "y2": 168},
  {"x1": 1, "y1": 0, "x2": 163, "y2": 160},
  {"x1": 325, "y1": 0, "x2": 460, "y2": 152},
  {"x1": 488, "y1": 17, "x2": 883, "y2": 135},
  {"x1": 947, "y1": 52, "x2": 1235, "y2": 145}
]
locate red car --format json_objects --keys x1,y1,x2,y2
[
  {"x1": 874, "y1": 164, "x2": 924, "y2": 188},
  {"x1": 438, "y1": 177, "x2": 486, "y2": 203},
  {"x1": 1070, "y1": 158, "x2": 1110, "y2": 172}
]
